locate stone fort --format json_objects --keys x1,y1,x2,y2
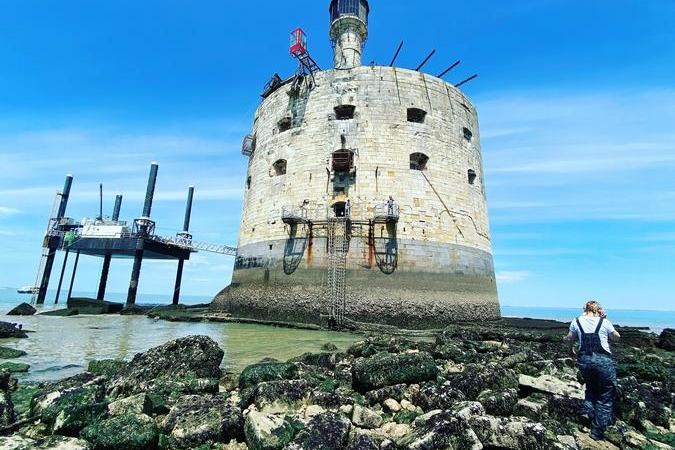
[{"x1": 213, "y1": 0, "x2": 500, "y2": 328}]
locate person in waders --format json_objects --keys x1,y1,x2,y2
[{"x1": 565, "y1": 300, "x2": 621, "y2": 440}]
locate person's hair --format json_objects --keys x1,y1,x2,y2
[{"x1": 584, "y1": 300, "x2": 602, "y2": 314}]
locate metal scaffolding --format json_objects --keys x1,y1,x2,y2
[{"x1": 326, "y1": 218, "x2": 349, "y2": 327}]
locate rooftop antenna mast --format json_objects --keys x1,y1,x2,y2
[
  {"x1": 455, "y1": 74, "x2": 479, "y2": 88},
  {"x1": 98, "y1": 184, "x2": 103, "y2": 221}
]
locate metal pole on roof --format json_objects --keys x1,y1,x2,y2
[
  {"x1": 437, "y1": 60, "x2": 461, "y2": 78},
  {"x1": 389, "y1": 41, "x2": 404, "y2": 67},
  {"x1": 454, "y1": 74, "x2": 479, "y2": 88},
  {"x1": 415, "y1": 49, "x2": 436, "y2": 71}
]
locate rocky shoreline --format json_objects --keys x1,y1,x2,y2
[{"x1": 0, "y1": 317, "x2": 672, "y2": 450}]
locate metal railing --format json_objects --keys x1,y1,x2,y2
[
  {"x1": 373, "y1": 203, "x2": 400, "y2": 222},
  {"x1": 45, "y1": 228, "x2": 237, "y2": 256},
  {"x1": 150, "y1": 235, "x2": 237, "y2": 256},
  {"x1": 241, "y1": 134, "x2": 255, "y2": 157},
  {"x1": 282, "y1": 205, "x2": 317, "y2": 223}
]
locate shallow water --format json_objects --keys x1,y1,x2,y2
[
  {"x1": 1, "y1": 288, "x2": 672, "y2": 382},
  {"x1": 1, "y1": 313, "x2": 360, "y2": 382}
]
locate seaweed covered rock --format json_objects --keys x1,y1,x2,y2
[
  {"x1": 285, "y1": 412, "x2": 351, "y2": 450},
  {"x1": 658, "y1": 328, "x2": 675, "y2": 351},
  {"x1": 0, "y1": 346, "x2": 27, "y2": 359},
  {"x1": 253, "y1": 379, "x2": 310, "y2": 413},
  {"x1": 616, "y1": 376, "x2": 673, "y2": 428},
  {"x1": 81, "y1": 413, "x2": 159, "y2": 450},
  {"x1": 0, "y1": 435, "x2": 90, "y2": 449},
  {"x1": 469, "y1": 415, "x2": 556, "y2": 449},
  {"x1": 412, "y1": 381, "x2": 465, "y2": 411},
  {"x1": 0, "y1": 362, "x2": 29, "y2": 373},
  {"x1": 400, "y1": 410, "x2": 481, "y2": 449},
  {"x1": 7, "y1": 303, "x2": 36, "y2": 316},
  {"x1": 161, "y1": 394, "x2": 243, "y2": 449},
  {"x1": 449, "y1": 363, "x2": 518, "y2": 399},
  {"x1": 244, "y1": 410, "x2": 296, "y2": 450},
  {"x1": 347, "y1": 434, "x2": 379, "y2": 450},
  {"x1": 31, "y1": 381, "x2": 107, "y2": 434},
  {"x1": 351, "y1": 352, "x2": 438, "y2": 392},
  {"x1": 476, "y1": 388, "x2": 518, "y2": 417},
  {"x1": 364, "y1": 384, "x2": 408, "y2": 405},
  {"x1": 0, "y1": 389, "x2": 14, "y2": 426},
  {"x1": 0, "y1": 321, "x2": 27, "y2": 339},
  {"x1": 108, "y1": 335, "x2": 223, "y2": 397},
  {"x1": 51, "y1": 401, "x2": 108, "y2": 437},
  {"x1": 239, "y1": 362, "x2": 300, "y2": 390},
  {"x1": 88, "y1": 359, "x2": 128, "y2": 379},
  {"x1": 351, "y1": 404, "x2": 383, "y2": 429},
  {"x1": 107, "y1": 392, "x2": 152, "y2": 416}
]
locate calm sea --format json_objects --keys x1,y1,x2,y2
[
  {"x1": 1, "y1": 288, "x2": 673, "y2": 332},
  {"x1": 0, "y1": 287, "x2": 671, "y2": 382}
]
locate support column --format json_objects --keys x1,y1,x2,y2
[
  {"x1": 97, "y1": 194, "x2": 123, "y2": 301},
  {"x1": 66, "y1": 251, "x2": 80, "y2": 302},
  {"x1": 96, "y1": 255, "x2": 112, "y2": 301},
  {"x1": 54, "y1": 250, "x2": 70, "y2": 305},
  {"x1": 172, "y1": 185, "x2": 194, "y2": 306},
  {"x1": 37, "y1": 174, "x2": 73, "y2": 305},
  {"x1": 36, "y1": 252, "x2": 56, "y2": 305},
  {"x1": 172, "y1": 259, "x2": 184, "y2": 305},
  {"x1": 127, "y1": 249, "x2": 144, "y2": 306}
]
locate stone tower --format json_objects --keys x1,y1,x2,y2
[{"x1": 213, "y1": 0, "x2": 500, "y2": 328}]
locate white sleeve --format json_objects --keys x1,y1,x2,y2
[
  {"x1": 604, "y1": 320, "x2": 616, "y2": 334},
  {"x1": 569, "y1": 320, "x2": 578, "y2": 336}
]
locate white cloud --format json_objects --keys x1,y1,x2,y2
[
  {"x1": 0, "y1": 206, "x2": 20, "y2": 216},
  {"x1": 496, "y1": 271, "x2": 531, "y2": 283},
  {"x1": 476, "y1": 89, "x2": 675, "y2": 225}
]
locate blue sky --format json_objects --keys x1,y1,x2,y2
[{"x1": 1, "y1": 0, "x2": 674, "y2": 311}]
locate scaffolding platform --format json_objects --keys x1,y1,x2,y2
[
  {"x1": 373, "y1": 203, "x2": 400, "y2": 223},
  {"x1": 66, "y1": 235, "x2": 192, "y2": 260}
]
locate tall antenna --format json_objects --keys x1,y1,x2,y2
[{"x1": 98, "y1": 184, "x2": 103, "y2": 221}]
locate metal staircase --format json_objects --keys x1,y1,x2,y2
[{"x1": 326, "y1": 218, "x2": 349, "y2": 327}]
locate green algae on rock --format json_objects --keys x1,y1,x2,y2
[
  {"x1": 81, "y1": 413, "x2": 159, "y2": 450},
  {"x1": 0, "y1": 346, "x2": 27, "y2": 359},
  {"x1": 0, "y1": 362, "x2": 30, "y2": 373}
]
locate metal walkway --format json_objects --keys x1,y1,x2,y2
[
  {"x1": 326, "y1": 218, "x2": 349, "y2": 327},
  {"x1": 153, "y1": 235, "x2": 237, "y2": 256}
]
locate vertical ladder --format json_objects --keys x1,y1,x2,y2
[{"x1": 327, "y1": 218, "x2": 349, "y2": 327}]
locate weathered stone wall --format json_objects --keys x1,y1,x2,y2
[{"x1": 213, "y1": 65, "x2": 500, "y2": 328}]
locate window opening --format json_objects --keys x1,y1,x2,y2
[
  {"x1": 246, "y1": 176, "x2": 251, "y2": 189},
  {"x1": 407, "y1": 108, "x2": 427, "y2": 124},
  {"x1": 332, "y1": 150, "x2": 355, "y2": 172},
  {"x1": 410, "y1": 152, "x2": 429, "y2": 171},
  {"x1": 277, "y1": 117, "x2": 292, "y2": 133},
  {"x1": 468, "y1": 169, "x2": 477, "y2": 184},
  {"x1": 334, "y1": 105, "x2": 356, "y2": 120},
  {"x1": 333, "y1": 202, "x2": 347, "y2": 218},
  {"x1": 272, "y1": 159, "x2": 287, "y2": 176},
  {"x1": 463, "y1": 127, "x2": 473, "y2": 141}
]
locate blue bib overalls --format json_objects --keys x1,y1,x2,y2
[{"x1": 576, "y1": 317, "x2": 616, "y2": 439}]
